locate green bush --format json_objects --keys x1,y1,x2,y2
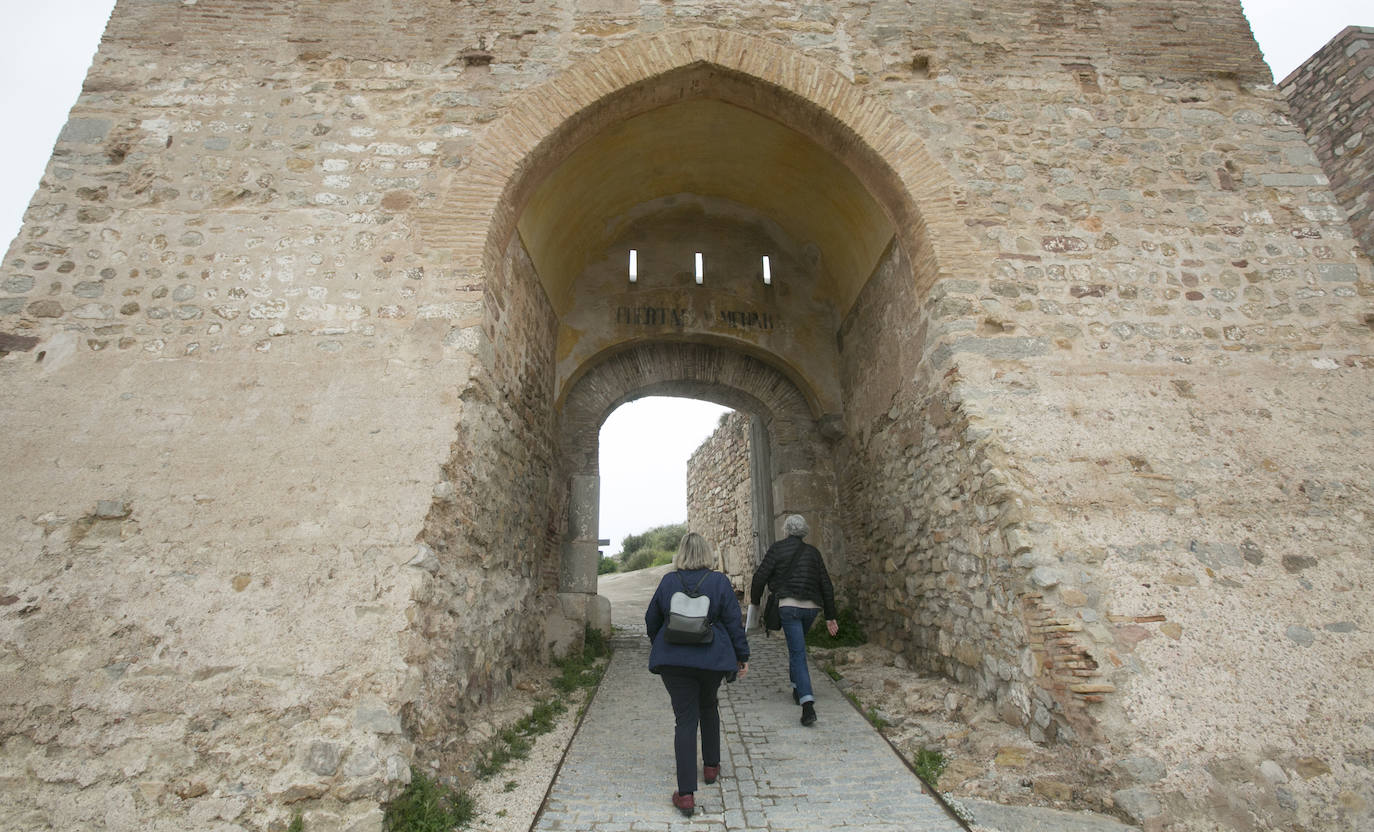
[
  {"x1": 383, "y1": 767, "x2": 474, "y2": 832},
  {"x1": 622, "y1": 549, "x2": 657, "y2": 572},
  {"x1": 597, "y1": 556, "x2": 618, "y2": 575},
  {"x1": 616, "y1": 523, "x2": 686, "y2": 571},
  {"x1": 805, "y1": 605, "x2": 868, "y2": 648}
]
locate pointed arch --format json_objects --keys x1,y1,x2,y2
[{"x1": 419, "y1": 27, "x2": 971, "y2": 301}]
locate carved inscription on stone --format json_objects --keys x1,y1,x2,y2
[{"x1": 614, "y1": 306, "x2": 776, "y2": 331}]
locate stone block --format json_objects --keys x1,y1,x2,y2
[{"x1": 58, "y1": 118, "x2": 112, "y2": 144}]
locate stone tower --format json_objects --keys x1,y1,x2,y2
[
  {"x1": 1282, "y1": 26, "x2": 1374, "y2": 261},
  {"x1": 1, "y1": 2, "x2": 1370, "y2": 830}
]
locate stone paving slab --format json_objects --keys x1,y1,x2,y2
[{"x1": 534, "y1": 632, "x2": 964, "y2": 831}]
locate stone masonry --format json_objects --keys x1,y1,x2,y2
[
  {"x1": 1282, "y1": 26, "x2": 1374, "y2": 260},
  {"x1": 686, "y1": 410, "x2": 755, "y2": 590},
  {"x1": 1, "y1": 3, "x2": 1372, "y2": 832}
]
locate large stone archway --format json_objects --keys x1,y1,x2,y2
[
  {"x1": 446, "y1": 27, "x2": 960, "y2": 661},
  {"x1": 420, "y1": 26, "x2": 975, "y2": 301}
]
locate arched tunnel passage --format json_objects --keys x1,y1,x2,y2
[
  {"x1": 556, "y1": 341, "x2": 844, "y2": 611},
  {"x1": 447, "y1": 27, "x2": 1104, "y2": 752}
]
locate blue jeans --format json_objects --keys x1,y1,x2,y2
[{"x1": 779, "y1": 606, "x2": 820, "y2": 705}]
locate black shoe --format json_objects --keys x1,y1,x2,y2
[
  {"x1": 801, "y1": 701, "x2": 817, "y2": 726},
  {"x1": 792, "y1": 688, "x2": 801, "y2": 704}
]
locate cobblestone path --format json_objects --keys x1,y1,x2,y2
[{"x1": 533, "y1": 632, "x2": 965, "y2": 831}]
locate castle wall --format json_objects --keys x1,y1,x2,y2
[
  {"x1": 1282, "y1": 26, "x2": 1374, "y2": 260},
  {"x1": 0, "y1": 2, "x2": 1371, "y2": 830},
  {"x1": 685, "y1": 410, "x2": 754, "y2": 590},
  {"x1": 829, "y1": 41, "x2": 1374, "y2": 828}
]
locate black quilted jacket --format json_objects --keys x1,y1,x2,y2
[{"x1": 749, "y1": 535, "x2": 837, "y2": 620}]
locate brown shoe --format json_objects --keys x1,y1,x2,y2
[
  {"x1": 703, "y1": 765, "x2": 719, "y2": 784},
  {"x1": 672, "y1": 791, "x2": 695, "y2": 816}
]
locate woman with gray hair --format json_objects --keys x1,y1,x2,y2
[
  {"x1": 749, "y1": 514, "x2": 838, "y2": 726},
  {"x1": 645, "y1": 532, "x2": 750, "y2": 816}
]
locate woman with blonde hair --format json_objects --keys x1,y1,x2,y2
[{"x1": 645, "y1": 532, "x2": 750, "y2": 817}]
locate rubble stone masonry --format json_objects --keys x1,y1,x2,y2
[
  {"x1": 686, "y1": 411, "x2": 754, "y2": 591},
  {"x1": 0, "y1": 2, "x2": 1371, "y2": 831},
  {"x1": 1282, "y1": 26, "x2": 1374, "y2": 259}
]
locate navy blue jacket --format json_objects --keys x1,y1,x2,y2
[{"x1": 646, "y1": 568, "x2": 750, "y2": 673}]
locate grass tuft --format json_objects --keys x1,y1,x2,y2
[
  {"x1": 865, "y1": 706, "x2": 889, "y2": 731},
  {"x1": 383, "y1": 767, "x2": 474, "y2": 832},
  {"x1": 553, "y1": 627, "x2": 610, "y2": 693},
  {"x1": 912, "y1": 748, "x2": 948, "y2": 787}
]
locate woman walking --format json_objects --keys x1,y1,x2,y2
[
  {"x1": 645, "y1": 532, "x2": 750, "y2": 817},
  {"x1": 750, "y1": 514, "x2": 838, "y2": 726}
]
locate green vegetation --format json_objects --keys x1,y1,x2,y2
[
  {"x1": 474, "y1": 696, "x2": 574, "y2": 780},
  {"x1": 553, "y1": 626, "x2": 611, "y2": 693},
  {"x1": 476, "y1": 727, "x2": 532, "y2": 779},
  {"x1": 865, "y1": 706, "x2": 889, "y2": 731},
  {"x1": 383, "y1": 767, "x2": 475, "y2": 832},
  {"x1": 384, "y1": 628, "x2": 612, "y2": 831},
  {"x1": 288, "y1": 813, "x2": 304, "y2": 832},
  {"x1": 912, "y1": 748, "x2": 948, "y2": 787},
  {"x1": 597, "y1": 555, "x2": 619, "y2": 574},
  {"x1": 615, "y1": 522, "x2": 686, "y2": 571},
  {"x1": 822, "y1": 663, "x2": 842, "y2": 681},
  {"x1": 805, "y1": 605, "x2": 868, "y2": 648}
]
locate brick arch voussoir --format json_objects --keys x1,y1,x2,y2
[
  {"x1": 558, "y1": 342, "x2": 818, "y2": 476},
  {"x1": 424, "y1": 27, "x2": 972, "y2": 295}
]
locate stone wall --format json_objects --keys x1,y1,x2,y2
[
  {"x1": 1282, "y1": 26, "x2": 1374, "y2": 260},
  {"x1": 686, "y1": 410, "x2": 754, "y2": 590},
  {"x1": 830, "y1": 52, "x2": 1374, "y2": 830},
  {"x1": 409, "y1": 232, "x2": 560, "y2": 777},
  {"x1": 1, "y1": 2, "x2": 1372, "y2": 831}
]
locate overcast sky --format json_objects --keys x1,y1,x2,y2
[{"x1": 0, "y1": 1, "x2": 1367, "y2": 555}]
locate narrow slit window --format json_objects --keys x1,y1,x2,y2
[
  {"x1": 629, "y1": 249, "x2": 637, "y2": 283},
  {"x1": 695, "y1": 252, "x2": 703, "y2": 285},
  {"x1": 762, "y1": 255, "x2": 771, "y2": 285}
]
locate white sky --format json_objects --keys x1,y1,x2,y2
[{"x1": 0, "y1": 1, "x2": 1366, "y2": 553}]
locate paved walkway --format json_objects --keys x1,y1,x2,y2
[{"x1": 533, "y1": 629, "x2": 966, "y2": 831}]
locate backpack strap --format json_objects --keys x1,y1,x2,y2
[{"x1": 677, "y1": 569, "x2": 710, "y2": 596}]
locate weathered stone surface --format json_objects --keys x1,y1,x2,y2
[
  {"x1": 1283, "y1": 27, "x2": 1374, "y2": 258},
  {"x1": 0, "y1": 5, "x2": 1370, "y2": 832}
]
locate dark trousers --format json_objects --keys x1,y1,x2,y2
[{"x1": 659, "y1": 667, "x2": 726, "y2": 795}]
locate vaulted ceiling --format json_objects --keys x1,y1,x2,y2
[{"x1": 516, "y1": 98, "x2": 895, "y2": 317}]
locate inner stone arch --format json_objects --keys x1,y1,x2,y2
[{"x1": 556, "y1": 342, "x2": 842, "y2": 616}]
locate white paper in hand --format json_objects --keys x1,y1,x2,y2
[{"x1": 745, "y1": 604, "x2": 759, "y2": 631}]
